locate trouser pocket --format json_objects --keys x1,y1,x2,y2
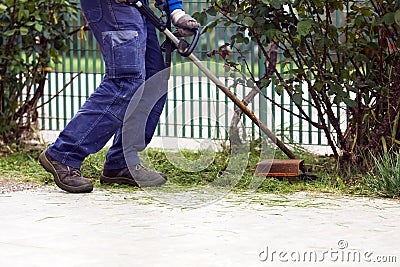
[{"x1": 102, "y1": 30, "x2": 146, "y2": 79}]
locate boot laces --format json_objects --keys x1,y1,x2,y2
[
  {"x1": 67, "y1": 166, "x2": 82, "y2": 177},
  {"x1": 135, "y1": 164, "x2": 153, "y2": 173}
]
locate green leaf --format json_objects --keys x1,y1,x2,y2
[
  {"x1": 382, "y1": 12, "x2": 395, "y2": 25},
  {"x1": 19, "y1": 27, "x2": 29, "y2": 36},
  {"x1": 313, "y1": 81, "x2": 323, "y2": 92},
  {"x1": 34, "y1": 23, "x2": 43, "y2": 32},
  {"x1": 395, "y1": 10, "x2": 400, "y2": 26},
  {"x1": 258, "y1": 79, "x2": 271, "y2": 89},
  {"x1": 206, "y1": 6, "x2": 217, "y2": 16},
  {"x1": 265, "y1": 29, "x2": 283, "y2": 41},
  {"x1": 343, "y1": 98, "x2": 357, "y2": 108},
  {"x1": 297, "y1": 20, "x2": 313, "y2": 36},
  {"x1": 0, "y1": 3, "x2": 7, "y2": 12},
  {"x1": 245, "y1": 17, "x2": 254, "y2": 27},
  {"x1": 270, "y1": 0, "x2": 283, "y2": 9},
  {"x1": 292, "y1": 93, "x2": 303, "y2": 105},
  {"x1": 274, "y1": 84, "x2": 284, "y2": 95},
  {"x1": 246, "y1": 78, "x2": 255, "y2": 88},
  {"x1": 3, "y1": 29, "x2": 16, "y2": 37},
  {"x1": 333, "y1": 95, "x2": 342, "y2": 105},
  {"x1": 192, "y1": 11, "x2": 207, "y2": 25}
]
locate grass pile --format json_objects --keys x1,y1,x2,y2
[{"x1": 0, "y1": 140, "x2": 356, "y2": 195}]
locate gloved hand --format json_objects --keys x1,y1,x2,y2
[{"x1": 171, "y1": 9, "x2": 200, "y2": 37}]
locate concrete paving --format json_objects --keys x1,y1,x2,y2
[{"x1": 0, "y1": 186, "x2": 399, "y2": 267}]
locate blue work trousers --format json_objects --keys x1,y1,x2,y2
[{"x1": 47, "y1": 0, "x2": 166, "y2": 170}]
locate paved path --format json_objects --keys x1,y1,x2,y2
[{"x1": 0, "y1": 186, "x2": 399, "y2": 267}]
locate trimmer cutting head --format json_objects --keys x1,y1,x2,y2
[{"x1": 255, "y1": 159, "x2": 305, "y2": 177}]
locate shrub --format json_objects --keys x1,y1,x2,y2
[{"x1": 0, "y1": 0, "x2": 79, "y2": 144}]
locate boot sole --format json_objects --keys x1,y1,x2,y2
[
  {"x1": 100, "y1": 174, "x2": 166, "y2": 188},
  {"x1": 39, "y1": 151, "x2": 93, "y2": 193}
]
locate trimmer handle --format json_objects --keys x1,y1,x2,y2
[{"x1": 177, "y1": 29, "x2": 200, "y2": 57}]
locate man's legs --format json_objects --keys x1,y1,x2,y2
[
  {"x1": 103, "y1": 20, "x2": 167, "y2": 170},
  {"x1": 40, "y1": 0, "x2": 149, "y2": 192}
]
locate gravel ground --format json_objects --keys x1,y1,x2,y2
[{"x1": 0, "y1": 180, "x2": 39, "y2": 194}]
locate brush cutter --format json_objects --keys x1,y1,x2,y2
[{"x1": 124, "y1": 0, "x2": 307, "y2": 177}]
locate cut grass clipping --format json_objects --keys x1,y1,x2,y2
[{"x1": 0, "y1": 142, "x2": 346, "y2": 195}]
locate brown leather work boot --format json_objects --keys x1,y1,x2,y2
[
  {"x1": 39, "y1": 150, "x2": 93, "y2": 193},
  {"x1": 100, "y1": 165, "x2": 167, "y2": 187}
]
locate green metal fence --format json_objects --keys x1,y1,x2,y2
[{"x1": 39, "y1": 1, "x2": 345, "y2": 148}]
